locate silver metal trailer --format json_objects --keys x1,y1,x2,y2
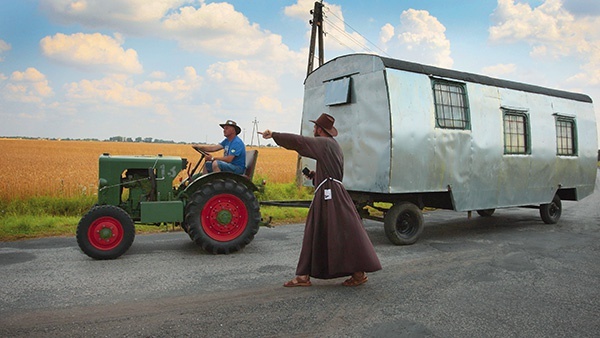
[{"x1": 300, "y1": 53, "x2": 597, "y2": 245}]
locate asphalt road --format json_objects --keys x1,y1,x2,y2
[{"x1": 1, "y1": 176, "x2": 599, "y2": 337}]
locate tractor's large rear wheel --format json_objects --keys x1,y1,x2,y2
[
  {"x1": 76, "y1": 205, "x2": 135, "y2": 260},
  {"x1": 185, "y1": 179, "x2": 260, "y2": 254}
]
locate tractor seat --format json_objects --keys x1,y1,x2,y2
[{"x1": 244, "y1": 150, "x2": 258, "y2": 180}]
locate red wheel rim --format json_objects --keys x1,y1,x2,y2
[
  {"x1": 201, "y1": 193, "x2": 248, "y2": 241},
  {"x1": 87, "y1": 216, "x2": 124, "y2": 251}
]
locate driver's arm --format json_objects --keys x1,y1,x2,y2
[
  {"x1": 214, "y1": 154, "x2": 235, "y2": 163},
  {"x1": 193, "y1": 144, "x2": 223, "y2": 152}
]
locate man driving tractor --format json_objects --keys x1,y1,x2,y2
[{"x1": 193, "y1": 119, "x2": 246, "y2": 175}]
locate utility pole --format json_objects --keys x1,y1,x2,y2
[
  {"x1": 306, "y1": 1, "x2": 324, "y2": 76},
  {"x1": 298, "y1": 1, "x2": 325, "y2": 186},
  {"x1": 250, "y1": 117, "x2": 261, "y2": 147}
]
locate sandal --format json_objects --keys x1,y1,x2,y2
[
  {"x1": 342, "y1": 273, "x2": 368, "y2": 287},
  {"x1": 283, "y1": 276, "x2": 312, "y2": 287}
]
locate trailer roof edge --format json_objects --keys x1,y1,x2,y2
[
  {"x1": 317, "y1": 54, "x2": 592, "y2": 104},
  {"x1": 380, "y1": 55, "x2": 593, "y2": 103}
]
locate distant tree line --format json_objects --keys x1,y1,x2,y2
[
  {"x1": 2, "y1": 135, "x2": 278, "y2": 147},
  {"x1": 107, "y1": 136, "x2": 185, "y2": 144},
  {"x1": 1, "y1": 135, "x2": 189, "y2": 144}
]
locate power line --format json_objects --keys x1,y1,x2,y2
[
  {"x1": 325, "y1": 30, "x2": 360, "y2": 53},
  {"x1": 324, "y1": 18, "x2": 374, "y2": 53},
  {"x1": 322, "y1": 6, "x2": 390, "y2": 57}
]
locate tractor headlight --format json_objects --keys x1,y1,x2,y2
[{"x1": 98, "y1": 178, "x2": 108, "y2": 189}]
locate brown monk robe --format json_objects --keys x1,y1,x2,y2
[{"x1": 260, "y1": 113, "x2": 381, "y2": 287}]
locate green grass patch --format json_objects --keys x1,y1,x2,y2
[
  {"x1": 254, "y1": 178, "x2": 314, "y2": 201},
  {"x1": 0, "y1": 195, "x2": 97, "y2": 217},
  {"x1": 0, "y1": 181, "x2": 313, "y2": 241},
  {"x1": 259, "y1": 206, "x2": 309, "y2": 226},
  {"x1": 0, "y1": 214, "x2": 80, "y2": 241},
  {"x1": 254, "y1": 178, "x2": 312, "y2": 225}
]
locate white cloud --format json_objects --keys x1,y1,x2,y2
[
  {"x1": 379, "y1": 9, "x2": 453, "y2": 68},
  {"x1": 380, "y1": 24, "x2": 394, "y2": 45},
  {"x1": 40, "y1": 0, "x2": 192, "y2": 34},
  {"x1": 207, "y1": 60, "x2": 278, "y2": 94},
  {"x1": 0, "y1": 39, "x2": 10, "y2": 61},
  {"x1": 159, "y1": 1, "x2": 307, "y2": 80},
  {"x1": 138, "y1": 66, "x2": 202, "y2": 100},
  {"x1": 149, "y1": 71, "x2": 167, "y2": 79},
  {"x1": 490, "y1": 0, "x2": 573, "y2": 53},
  {"x1": 40, "y1": 32, "x2": 143, "y2": 74},
  {"x1": 568, "y1": 64, "x2": 600, "y2": 86},
  {"x1": 481, "y1": 63, "x2": 517, "y2": 78},
  {"x1": 489, "y1": 0, "x2": 600, "y2": 86},
  {"x1": 65, "y1": 75, "x2": 152, "y2": 106},
  {"x1": 254, "y1": 95, "x2": 283, "y2": 113},
  {"x1": 3, "y1": 68, "x2": 54, "y2": 103},
  {"x1": 283, "y1": 0, "x2": 313, "y2": 19},
  {"x1": 163, "y1": 3, "x2": 267, "y2": 57}
]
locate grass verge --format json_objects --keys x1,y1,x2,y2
[{"x1": 0, "y1": 181, "x2": 312, "y2": 241}]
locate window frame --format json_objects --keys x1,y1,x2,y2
[
  {"x1": 502, "y1": 109, "x2": 531, "y2": 155},
  {"x1": 325, "y1": 77, "x2": 351, "y2": 106},
  {"x1": 554, "y1": 115, "x2": 578, "y2": 156},
  {"x1": 431, "y1": 78, "x2": 471, "y2": 130}
]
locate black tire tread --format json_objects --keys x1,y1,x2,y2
[
  {"x1": 185, "y1": 179, "x2": 260, "y2": 254},
  {"x1": 540, "y1": 195, "x2": 562, "y2": 224},
  {"x1": 476, "y1": 209, "x2": 495, "y2": 217},
  {"x1": 383, "y1": 202, "x2": 424, "y2": 245},
  {"x1": 76, "y1": 205, "x2": 135, "y2": 260}
]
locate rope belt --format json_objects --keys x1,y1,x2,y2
[{"x1": 315, "y1": 177, "x2": 343, "y2": 192}]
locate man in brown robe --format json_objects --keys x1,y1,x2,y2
[{"x1": 260, "y1": 113, "x2": 382, "y2": 287}]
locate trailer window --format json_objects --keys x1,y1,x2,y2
[
  {"x1": 325, "y1": 77, "x2": 351, "y2": 106},
  {"x1": 432, "y1": 79, "x2": 470, "y2": 129},
  {"x1": 503, "y1": 111, "x2": 530, "y2": 154},
  {"x1": 555, "y1": 116, "x2": 577, "y2": 156}
]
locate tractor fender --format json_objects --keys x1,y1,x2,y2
[{"x1": 184, "y1": 172, "x2": 258, "y2": 197}]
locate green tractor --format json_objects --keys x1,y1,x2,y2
[{"x1": 76, "y1": 147, "x2": 261, "y2": 259}]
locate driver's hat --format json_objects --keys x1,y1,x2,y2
[{"x1": 219, "y1": 120, "x2": 241, "y2": 135}]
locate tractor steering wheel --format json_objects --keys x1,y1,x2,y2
[
  {"x1": 186, "y1": 146, "x2": 210, "y2": 181},
  {"x1": 193, "y1": 146, "x2": 210, "y2": 158}
]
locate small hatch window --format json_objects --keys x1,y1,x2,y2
[{"x1": 325, "y1": 77, "x2": 351, "y2": 106}]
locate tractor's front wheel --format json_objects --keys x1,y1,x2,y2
[
  {"x1": 76, "y1": 205, "x2": 135, "y2": 260},
  {"x1": 185, "y1": 179, "x2": 260, "y2": 254}
]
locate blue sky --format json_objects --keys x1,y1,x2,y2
[{"x1": 1, "y1": 0, "x2": 599, "y2": 145}]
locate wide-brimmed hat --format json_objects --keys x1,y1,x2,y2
[
  {"x1": 310, "y1": 113, "x2": 338, "y2": 137},
  {"x1": 219, "y1": 120, "x2": 241, "y2": 135}
]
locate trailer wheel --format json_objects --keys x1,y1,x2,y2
[
  {"x1": 185, "y1": 179, "x2": 260, "y2": 254},
  {"x1": 540, "y1": 195, "x2": 561, "y2": 224},
  {"x1": 76, "y1": 205, "x2": 135, "y2": 260},
  {"x1": 476, "y1": 209, "x2": 495, "y2": 217},
  {"x1": 384, "y1": 202, "x2": 424, "y2": 245}
]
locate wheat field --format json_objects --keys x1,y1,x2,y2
[{"x1": 0, "y1": 138, "x2": 298, "y2": 200}]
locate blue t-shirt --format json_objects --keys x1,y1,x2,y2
[{"x1": 220, "y1": 136, "x2": 246, "y2": 169}]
